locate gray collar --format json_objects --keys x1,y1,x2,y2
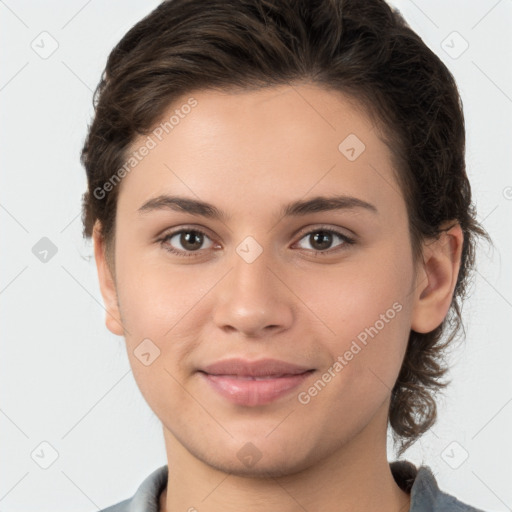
[{"x1": 104, "y1": 460, "x2": 485, "y2": 512}]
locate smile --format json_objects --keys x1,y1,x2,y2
[{"x1": 199, "y1": 371, "x2": 315, "y2": 407}]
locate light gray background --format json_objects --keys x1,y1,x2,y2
[{"x1": 1, "y1": 1, "x2": 511, "y2": 510}]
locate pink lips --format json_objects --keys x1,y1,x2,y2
[{"x1": 199, "y1": 358, "x2": 315, "y2": 406}]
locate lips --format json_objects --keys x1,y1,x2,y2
[
  {"x1": 198, "y1": 358, "x2": 315, "y2": 406},
  {"x1": 200, "y1": 357, "x2": 313, "y2": 378}
]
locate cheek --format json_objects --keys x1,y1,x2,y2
[
  {"x1": 114, "y1": 258, "x2": 205, "y2": 415},
  {"x1": 294, "y1": 245, "x2": 410, "y2": 338},
  {"x1": 114, "y1": 239, "x2": 211, "y2": 337},
  {"x1": 293, "y1": 258, "x2": 412, "y2": 436},
  {"x1": 294, "y1": 243, "x2": 412, "y2": 388}
]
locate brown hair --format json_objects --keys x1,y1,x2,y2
[{"x1": 80, "y1": 0, "x2": 492, "y2": 456}]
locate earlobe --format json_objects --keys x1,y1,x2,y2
[
  {"x1": 411, "y1": 221, "x2": 464, "y2": 334},
  {"x1": 92, "y1": 221, "x2": 125, "y2": 336}
]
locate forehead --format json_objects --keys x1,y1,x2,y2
[{"x1": 116, "y1": 84, "x2": 403, "y2": 219}]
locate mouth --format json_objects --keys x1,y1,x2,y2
[
  {"x1": 204, "y1": 373, "x2": 309, "y2": 380},
  {"x1": 200, "y1": 357, "x2": 314, "y2": 377},
  {"x1": 198, "y1": 368, "x2": 315, "y2": 407}
]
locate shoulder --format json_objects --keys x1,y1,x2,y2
[
  {"x1": 391, "y1": 460, "x2": 489, "y2": 512},
  {"x1": 94, "y1": 465, "x2": 168, "y2": 512},
  {"x1": 97, "y1": 499, "x2": 131, "y2": 512}
]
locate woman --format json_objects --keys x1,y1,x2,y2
[{"x1": 81, "y1": 0, "x2": 492, "y2": 510}]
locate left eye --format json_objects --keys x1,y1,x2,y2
[{"x1": 294, "y1": 229, "x2": 354, "y2": 253}]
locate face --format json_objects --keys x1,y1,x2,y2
[{"x1": 94, "y1": 83, "x2": 456, "y2": 477}]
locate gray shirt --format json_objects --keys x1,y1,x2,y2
[{"x1": 98, "y1": 460, "x2": 487, "y2": 511}]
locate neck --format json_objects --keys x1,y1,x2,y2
[{"x1": 159, "y1": 403, "x2": 411, "y2": 512}]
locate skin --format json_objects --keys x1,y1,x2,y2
[{"x1": 93, "y1": 83, "x2": 463, "y2": 512}]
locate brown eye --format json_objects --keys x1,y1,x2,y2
[
  {"x1": 161, "y1": 229, "x2": 214, "y2": 256},
  {"x1": 309, "y1": 231, "x2": 334, "y2": 251},
  {"x1": 178, "y1": 231, "x2": 204, "y2": 251},
  {"x1": 295, "y1": 228, "x2": 355, "y2": 254}
]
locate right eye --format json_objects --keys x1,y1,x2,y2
[{"x1": 159, "y1": 228, "x2": 216, "y2": 257}]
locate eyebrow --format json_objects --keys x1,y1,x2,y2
[{"x1": 137, "y1": 194, "x2": 378, "y2": 221}]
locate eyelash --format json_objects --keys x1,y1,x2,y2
[{"x1": 158, "y1": 225, "x2": 356, "y2": 258}]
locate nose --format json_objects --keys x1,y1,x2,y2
[{"x1": 212, "y1": 247, "x2": 294, "y2": 338}]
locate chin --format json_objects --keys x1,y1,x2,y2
[
  {"x1": 206, "y1": 454, "x2": 316, "y2": 479},
  {"x1": 193, "y1": 439, "x2": 319, "y2": 479}
]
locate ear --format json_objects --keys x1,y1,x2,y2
[
  {"x1": 411, "y1": 221, "x2": 464, "y2": 334},
  {"x1": 92, "y1": 221, "x2": 125, "y2": 336}
]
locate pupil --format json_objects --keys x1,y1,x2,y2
[
  {"x1": 311, "y1": 231, "x2": 332, "y2": 250},
  {"x1": 182, "y1": 231, "x2": 203, "y2": 251}
]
